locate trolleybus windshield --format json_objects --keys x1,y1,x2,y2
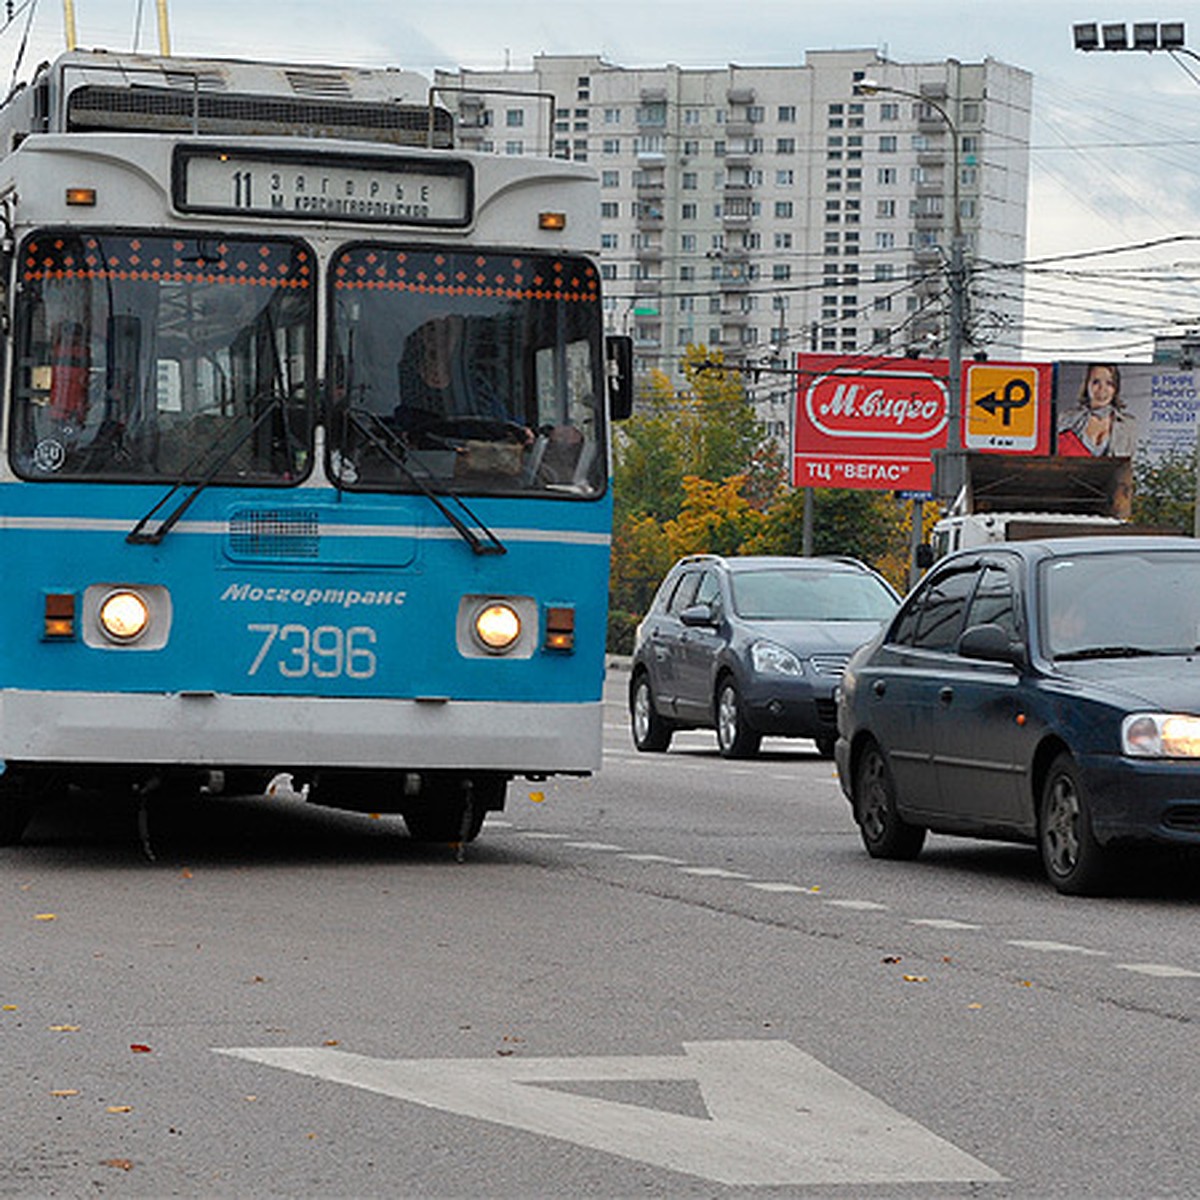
[
  {"x1": 10, "y1": 231, "x2": 315, "y2": 484},
  {"x1": 328, "y1": 245, "x2": 605, "y2": 498}
]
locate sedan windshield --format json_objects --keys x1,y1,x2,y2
[
  {"x1": 731, "y1": 570, "x2": 897, "y2": 621},
  {"x1": 1042, "y1": 550, "x2": 1200, "y2": 658},
  {"x1": 327, "y1": 246, "x2": 605, "y2": 497},
  {"x1": 10, "y1": 231, "x2": 314, "y2": 483}
]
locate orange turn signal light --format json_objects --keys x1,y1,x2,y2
[
  {"x1": 544, "y1": 606, "x2": 575, "y2": 652},
  {"x1": 44, "y1": 592, "x2": 76, "y2": 639},
  {"x1": 538, "y1": 211, "x2": 567, "y2": 231},
  {"x1": 65, "y1": 187, "x2": 96, "y2": 206}
]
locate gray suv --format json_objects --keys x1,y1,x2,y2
[{"x1": 629, "y1": 555, "x2": 899, "y2": 758}]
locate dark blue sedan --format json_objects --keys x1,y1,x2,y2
[{"x1": 835, "y1": 537, "x2": 1200, "y2": 895}]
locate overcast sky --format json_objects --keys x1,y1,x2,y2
[{"x1": 8, "y1": 0, "x2": 1200, "y2": 358}]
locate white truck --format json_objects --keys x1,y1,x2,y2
[{"x1": 930, "y1": 454, "x2": 1146, "y2": 559}]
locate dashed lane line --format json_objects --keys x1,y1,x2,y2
[
  {"x1": 501, "y1": 828, "x2": 1200, "y2": 984},
  {"x1": 1005, "y1": 939, "x2": 1108, "y2": 957}
]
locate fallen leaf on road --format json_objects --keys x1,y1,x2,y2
[
  {"x1": 881, "y1": 955, "x2": 902, "y2": 964},
  {"x1": 100, "y1": 1159, "x2": 134, "y2": 1171},
  {"x1": 49, "y1": 1090, "x2": 79, "y2": 1098},
  {"x1": 130, "y1": 1043, "x2": 152, "y2": 1053},
  {"x1": 34, "y1": 913, "x2": 57, "y2": 922},
  {"x1": 1018, "y1": 980, "x2": 1034, "y2": 988},
  {"x1": 967, "y1": 1003, "x2": 983, "y2": 1010},
  {"x1": 48, "y1": 1024, "x2": 80, "y2": 1032},
  {"x1": 528, "y1": 791, "x2": 545, "y2": 803},
  {"x1": 180, "y1": 868, "x2": 193, "y2": 879},
  {"x1": 2, "y1": 1004, "x2": 17, "y2": 1012},
  {"x1": 322, "y1": 1039, "x2": 339, "y2": 1046},
  {"x1": 106, "y1": 1105, "x2": 133, "y2": 1114},
  {"x1": 902, "y1": 975, "x2": 929, "y2": 983}
]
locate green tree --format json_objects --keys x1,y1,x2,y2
[{"x1": 1131, "y1": 451, "x2": 1195, "y2": 534}]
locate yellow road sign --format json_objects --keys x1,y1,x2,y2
[{"x1": 965, "y1": 363, "x2": 1040, "y2": 450}]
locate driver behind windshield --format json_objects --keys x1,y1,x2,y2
[{"x1": 394, "y1": 315, "x2": 532, "y2": 449}]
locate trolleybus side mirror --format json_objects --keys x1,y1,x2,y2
[{"x1": 605, "y1": 334, "x2": 634, "y2": 421}]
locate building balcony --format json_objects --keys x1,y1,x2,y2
[
  {"x1": 634, "y1": 279, "x2": 663, "y2": 296},
  {"x1": 636, "y1": 211, "x2": 665, "y2": 231},
  {"x1": 726, "y1": 86, "x2": 756, "y2": 104},
  {"x1": 720, "y1": 309, "x2": 749, "y2": 326},
  {"x1": 636, "y1": 242, "x2": 664, "y2": 261},
  {"x1": 918, "y1": 148, "x2": 947, "y2": 168},
  {"x1": 725, "y1": 119, "x2": 753, "y2": 138}
]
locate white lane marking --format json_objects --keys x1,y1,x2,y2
[
  {"x1": 745, "y1": 882, "x2": 818, "y2": 894},
  {"x1": 620, "y1": 853, "x2": 687, "y2": 865},
  {"x1": 678, "y1": 867, "x2": 750, "y2": 879},
  {"x1": 1115, "y1": 963, "x2": 1200, "y2": 978},
  {"x1": 517, "y1": 832, "x2": 569, "y2": 840},
  {"x1": 825, "y1": 899, "x2": 889, "y2": 911},
  {"x1": 563, "y1": 841, "x2": 625, "y2": 852},
  {"x1": 909, "y1": 919, "x2": 983, "y2": 931},
  {"x1": 1005, "y1": 940, "x2": 1108, "y2": 957},
  {"x1": 216, "y1": 1040, "x2": 1002, "y2": 1187}
]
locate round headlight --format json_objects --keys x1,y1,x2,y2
[
  {"x1": 475, "y1": 602, "x2": 521, "y2": 652},
  {"x1": 98, "y1": 590, "x2": 150, "y2": 642}
]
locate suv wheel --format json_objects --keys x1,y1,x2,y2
[
  {"x1": 715, "y1": 678, "x2": 761, "y2": 759},
  {"x1": 631, "y1": 672, "x2": 673, "y2": 752}
]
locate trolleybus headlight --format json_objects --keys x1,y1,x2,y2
[
  {"x1": 474, "y1": 602, "x2": 522, "y2": 652},
  {"x1": 98, "y1": 590, "x2": 150, "y2": 642}
]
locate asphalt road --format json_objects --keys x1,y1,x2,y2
[{"x1": 4, "y1": 667, "x2": 1200, "y2": 1197}]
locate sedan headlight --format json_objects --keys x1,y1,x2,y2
[
  {"x1": 750, "y1": 640, "x2": 804, "y2": 677},
  {"x1": 1123, "y1": 713, "x2": 1200, "y2": 758}
]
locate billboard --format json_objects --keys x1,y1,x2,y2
[
  {"x1": 793, "y1": 355, "x2": 1052, "y2": 492},
  {"x1": 1056, "y1": 362, "x2": 1199, "y2": 467}
]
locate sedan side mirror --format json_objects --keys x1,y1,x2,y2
[{"x1": 958, "y1": 622, "x2": 1025, "y2": 667}]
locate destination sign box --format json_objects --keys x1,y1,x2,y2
[{"x1": 174, "y1": 148, "x2": 472, "y2": 226}]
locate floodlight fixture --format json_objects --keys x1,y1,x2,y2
[
  {"x1": 1102, "y1": 22, "x2": 1130, "y2": 49},
  {"x1": 1160, "y1": 21, "x2": 1186, "y2": 48},
  {"x1": 1133, "y1": 21, "x2": 1159, "y2": 49}
]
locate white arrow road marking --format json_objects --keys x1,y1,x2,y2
[{"x1": 215, "y1": 1039, "x2": 1002, "y2": 1187}]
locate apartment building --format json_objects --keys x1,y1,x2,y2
[{"x1": 434, "y1": 50, "x2": 1032, "y2": 437}]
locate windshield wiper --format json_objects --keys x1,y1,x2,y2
[
  {"x1": 342, "y1": 407, "x2": 506, "y2": 556},
  {"x1": 127, "y1": 394, "x2": 295, "y2": 545},
  {"x1": 1054, "y1": 645, "x2": 1175, "y2": 661}
]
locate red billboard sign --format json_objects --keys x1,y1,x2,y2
[{"x1": 793, "y1": 355, "x2": 949, "y2": 492}]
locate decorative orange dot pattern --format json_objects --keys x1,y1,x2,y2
[
  {"x1": 333, "y1": 248, "x2": 599, "y2": 304},
  {"x1": 23, "y1": 235, "x2": 311, "y2": 289}
]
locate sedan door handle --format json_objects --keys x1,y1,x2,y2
[
  {"x1": 872, "y1": 679, "x2": 886, "y2": 697},
  {"x1": 939, "y1": 686, "x2": 954, "y2": 705}
]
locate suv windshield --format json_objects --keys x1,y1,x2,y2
[
  {"x1": 731, "y1": 569, "x2": 897, "y2": 621},
  {"x1": 10, "y1": 231, "x2": 314, "y2": 483},
  {"x1": 328, "y1": 246, "x2": 605, "y2": 497}
]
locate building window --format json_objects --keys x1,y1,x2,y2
[
  {"x1": 681, "y1": 233, "x2": 697, "y2": 252},
  {"x1": 880, "y1": 102, "x2": 899, "y2": 121},
  {"x1": 600, "y1": 264, "x2": 616, "y2": 280},
  {"x1": 747, "y1": 105, "x2": 765, "y2": 123},
  {"x1": 682, "y1": 172, "x2": 698, "y2": 190},
  {"x1": 684, "y1": 108, "x2": 701, "y2": 125},
  {"x1": 601, "y1": 233, "x2": 619, "y2": 250},
  {"x1": 602, "y1": 138, "x2": 620, "y2": 155},
  {"x1": 774, "y1": 232, "x2": 792, "y2": 249},
  {"x1": 505, "y1": 140, "x2": 523, "y2": 155},
  {"x1": 875, "y1": 263, "x2": 895, "y2": 281},
  {"x1": 961, "y1": 135, "x2": 979, "y2": 154},
  {"x1": 778, "y1": 105, "x2": 796, "y2": 122},
  {"x1": 604, "y1": 107, "x2": 621, "y2": 124},
  {"x1": 878, "y1": 166, "x2": 897, "y2": 185},
  {"x1": 875, "y1": 231, "x2": 895, "y2": 250},
  {"x1": 773, "y1": 264, "x2": 791, "y2": 281},
  {"x1": 879, "y1": 135, "x2": 897, "y2": 153},
  {"x1": 877, "y1": 199, "x2": 896, "y2": 218},
  {"x1": 680, "y1": 265, "x2": 696, "y2": 281},
  {"x1": 776, "y1": 169, "x2": 794, "y2": 186},
  {"x1": 601, "y1": 170, "x2": 620, "y2": 188},
  {"x1": 601, "y1": 201, "x2": 620, "y2": 218},
  {"x1": 681, "y1": 202, "x2": 697, "y2": 219},
  {"x1": 683, "y1": 139, "x2": 700, "y2": 157},
  {"x1": 774, "y1": 200, "x2": 794, "y2": 218},
  {"x1": 505, "y1": 109, "x2": 525, "y2": 128},
  {"x1": 776, "y1": 137, "x2": 795, "y2": 154}
]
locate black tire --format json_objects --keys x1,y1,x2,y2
[
  {"x1": 853, "y1": 741, "x2": 926, "y2": 860},
  {"x1": 715, "y1": 677, "x2": 761, "y2": 759},
  {"x1": 0, "y1": 775, "x2": 35, "y2": 847},
  {"x1": 815, "y1": 735, "x2": 836, "y2": 760},
  {"x1": 1039, "y1": 752, "x2": 1113, "y2": 896},
  {"x1": 402, "y1": 774, "x2": 501, "y2": 844},
  {"x1": 630, "y1": 671, "x2": 673, "y2": 752}
]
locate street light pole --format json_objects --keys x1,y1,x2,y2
[{"x1": 858, "y1": 80, "x2": 966, "y2": 509}]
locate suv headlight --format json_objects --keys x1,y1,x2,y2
[
  {"x1": 1123, "y1": 713, "x2": 1200, "y2": 758},
  {"x1": 751, "y1": 640, "x2": 803, "y2": 677}
]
